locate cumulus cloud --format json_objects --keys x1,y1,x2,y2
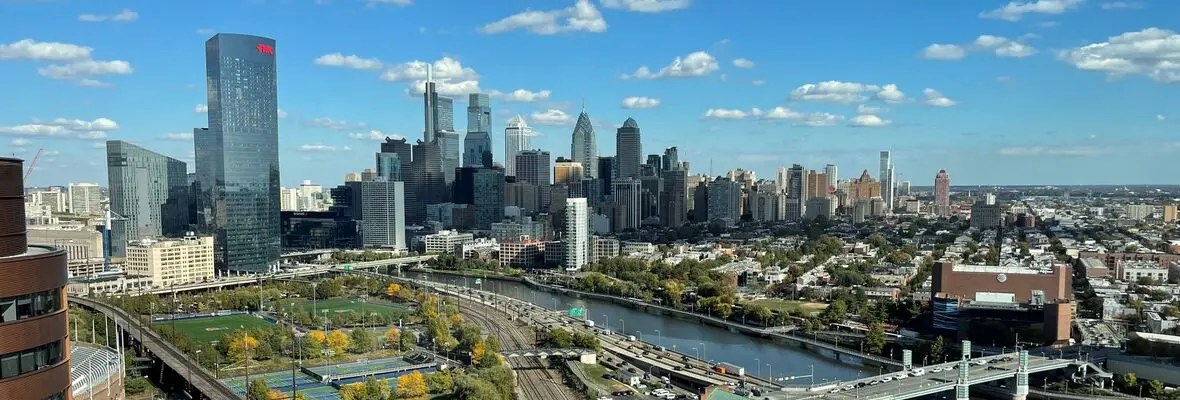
[
  {"x1": 298, "y1": 144, "x2": 351, "y2": 152},
  {"x1": 0, "y1": 117, "x2": 118, "y2": 140},
  {"x1": 303, "y1": 117, "x2": 362, "y2": 130},
  {"x1": 78, "y1": 9, "x2": 139, "y2": 23},
  {"x1": 600, "y1": 0, "x2": 690, "y2": 12},
  {"x1": 480, "y1": 0, "x2": 607, "y2": 35},
  {"x1": 0, "y1": 39, "x2": 92, "y2": 61},
  {"x1": 732, "y1": 58, "x2": 755, "y2": 68},
  {"x1": 381, "y1": 56, "x2": 485, "y2": 97},
  {"x1": 489, "y1": 89, "x2": 552, "y2": 102},
  {"x1": 1100, "y1": 1, "x2": 1144, "y2": 9},
  {"x1": 1057, "y1": 28, "x2": 1180, "y2": 83},
  {"x1": 789, "y1": 81, "x2": 910, "y2": 104},
  {"x1": 194, "y1": 104, "x2": 208, "y2": 113},
  {"x1": 701, "y1": 107, "x2": 843, "y2": 126},
  {"x1": 857, "y1": 104, "x2": 885, "y2": 115},
  {"x1": 923, "y1": 89, "x2": 957, "y2": 107},
  {"x1": 999, "y1": 146, "x2": 1101, "y2": 156},
  {"x1": 531, "y1": 109, "x2": 573, "y2": 125},
  {"x1": 349, "y1": 130, "x2": 398, "y2": 141},
  {"x1": 874, "y1": 84, "x2": 908, "y2": 104},
  {"x1": 313, "y1": 53, "x2": 383, "y2": 70},
  {"x1": 77, "y1": 79, "x2": 111, "y2": 88},
  {"x1": 38, "y1": 60, "x2": 133, "y2": 79},
  {"x1": 622, "y1": 51, "x2": 719, "y2": 79},
  {"x1": 848, "y1": 114, "x2": 891, "y2": 127},
  {"x1": 160, "y1": 132, "x2": 193, "y2": 141},
  {"x1": 621, "y1": 96, "x2": 660, "y2": 109},
  {"x1": 979, "y1": 0, "x2": 1081, "y2": 21},
  {"x1": 973, "y1": 35, "x2": 1037, "y2": 57},
  {"x1": 10, "y1": 138, "x2": 30, "y2": 146},
  {"x1": 920, "y1": 44, "x2": 967, "y2": 60}
]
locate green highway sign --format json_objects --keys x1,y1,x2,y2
[
  {"x1": 568, "y1": 307, "x2": 584, "y2": 317},
  {"x1": 475, "y1": 278, "x2": 482, "y2": 285},
  {"x1": 344, "y1": 265, "x2": 352, "y2": 270}
]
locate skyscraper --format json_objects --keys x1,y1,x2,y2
[
  {"x1": 515, "y1": 150, "x2": 551, "y2": 187},
  {"x1": 662, "y1": 147, "x2": 679, "y2": 172},
  {"x1": 615, "y1": 117, "x2": 642, "y2": 179},
  {"x1": 198, "y1": 33, "x2": 280, "y2": 273},
  {"x1": 408, "y1": 140, "x2": 445, "y2": 224},
  {"x1": 597, "y1": 156, "x2": 615, "y2": 199},
  {"x1": 437, "y1": 130, "x2": 461, "y2": 184},
  {"x1": 788, "y1": 164, "x2": 806, "y2": 220},
  {"x1": 503, "y1": 115, "x2": 532, "y2": 176},
  {"x1": 107, "y1": 141, "x2": 189, "y2": 257},
  {"x1": 422, "y1": 66, "x2": 454, "y2": 143},
  {"x1": 707, "y1": 177, "x2": 742, "y2": 226},
  {"x1": 378, "y1": 136, "x2": 412, "y2": 181},
  {"x1": 661, "y1": 168, "x2": 688, "y2": 227},
  {"x1": 464, "y1": 93, "x2": 493, "y2": 168},
  {"x1": 360, "y1": 175, "x2": 406, "y2": 250},
  {"x1": 67, "y1": 182, "x2": 103, "y2": 215},
  {"x1": 824, "y1": 164, "x2": 838, "y2": 192},
  {"x1": 935, "y1": 169, "x2": 951, "y2": 216},
  {"x1": 879, "y1": 151, "x2": 894, "y2": 212},
  {"x1": 612, "y1": 178, "x2": 641, "y2": 232},
  {"x1": 571, "y1": 107, "x2": 598, "y2": 179},
  {"x1": 467, "y1": 93, "x2": 491, "y2": 133},
  {"x1": 472, "y1": 167, "x2": 505, "y2": 229},
  {"x1": 553, "y1": 158, "x2": 585, "y2": 185},
  {"x1": 564, "y1": 197, "x2": 589, "y2": 270}
]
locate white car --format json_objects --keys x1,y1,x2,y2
[
  {"x1": 895, "y1": 373, "x2": 908, "y2": 380},
  {"x1": 910, "y1": 368, "x2": 926, "y2": 376},
  {"x1": 882, "y1": 377, "x2": 893, "y2": 383},
  {"x1": 974, "y1": 359, "x2": 988, "y2": 366}
]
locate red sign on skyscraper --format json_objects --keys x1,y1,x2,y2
[{"x1": 256, "y1": 43, "x2": 274, "y2": 55}]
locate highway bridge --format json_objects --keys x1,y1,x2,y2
[{"x1": 69, "y1": 296, "x2": 239, "y2": 400}]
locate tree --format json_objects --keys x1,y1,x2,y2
[
  {"x1": 300, "y1": 334, "x2": 323, "y2": 359},
  {"x1": 350, "y1": 328, "x2": 376, "y2": 353},
  {"x1": 308, "y1": 330, "x2": 327, "y2": 345},
  {"x1": 386, "y1": 283, "x2": 402, "y2": 299},
  {"x1": 929, "y1": 336, "x2": 945, "y2": 363},
  {"x1": 471, "y1": 342, "x2": 489, "y2": 366},
  {"x1": 1117, "y1": 372, "x2": 1137, "y2": 391},
  {"x1": 246, "y1": 379, "x2": 271, "y2": 400},
  {"x1": 400, "y1": 330, "x2": 417, "y2": 351},
  {"x1": 384, "y1": 327, "x2": 401, "y2": 348},
  {"x1": 453, "y1": 373, "x2": 502, "y2": 400},
  {"x1": 326, "y1": 330, "x2": 351, "y2": 356},
  {"x1": 396, "y1": 371, "x2": 428, "y2": 398},
  {"x1": 548, "y1": 328, "x2": 573, "y2": 348},
  {"x1": 865, "y1": 323, "x2": 886, "y2": 354},
  {"x1": 229, "y1": 332, "x2": 260, "y2": 362},
  {"x1": 425, "y1": 371, "x2": 453, "y2": 394},
  {"x1": 1145, "y1": 379, "x2": 1164, "y2": 398}
]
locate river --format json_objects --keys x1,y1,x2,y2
[{"x1": 405, "y1": 271, "x2": 868, "y2": 383}]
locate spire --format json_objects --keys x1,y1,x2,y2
[
  {"x1": 581, "y1": 98, "x2": 586, "y2": 113},
  {"x1": 427, "y1": 63, "x2": 433, "y2": 83}
]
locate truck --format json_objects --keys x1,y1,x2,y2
[
  {"x1": 585, "y1": 320, "x2": 596, "y2": 328},
  {"x1": 714, "y1": 362, "x2": 745, "y2": 377},
  {"x1": 627, "y1": 335, "x2": 637, "y2": 341}
]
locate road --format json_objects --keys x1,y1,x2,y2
[{"x1": 454, "y1": 296, "x2": 576, "y2": 400}]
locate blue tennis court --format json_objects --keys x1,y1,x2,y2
[
  {"x1": 306, "y1": 357, "x2": 411, "y2": 377},
  {"x1": 222, "y1": 371, "x2": 339, "y2": 400}
]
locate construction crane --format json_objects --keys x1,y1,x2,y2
[{"x1": 24, "y1": 148, "x2": 43, "y2": 180}]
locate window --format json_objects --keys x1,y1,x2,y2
[
  {"x1": 0, "y1": 340, "x2": 63, "y2": 380},
  {"x1": 0, "y1": 290, "x2": 62, "y2": 324}
]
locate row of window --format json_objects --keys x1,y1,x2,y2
[
  {"x1": 0, "y1": 340, "x2": 63, "y2": 380},
  {"x1": 0, "y1": 289, "x2": 62, "y2": 324}
]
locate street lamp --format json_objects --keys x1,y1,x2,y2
[
  {"x1": 755, "y1": 358, "x2": 761, "y2": 377},
  {"x1": 654, "y1": 330, "x2": 663, "y2": 348},
  {"x1": 692, "y1": 347, "x2": 699, "y2": 359},
  {"x1": 700, "y1": 342, "x2": 707, "y2": 360},
  {"x1": 767, "y1": 364, "x2": 773, "y2": 383}
]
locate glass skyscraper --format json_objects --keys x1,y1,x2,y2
[
  {"x1": 464, "y1": 93, "x2": 493, "y2": 168},
  {"x1": 571, "y1": 108, "x2": 598, "y2": 179},
  {"x1": 467, "y1": 93, "x2": 491, "y2": 133},
  {"x1": 198, "y1": 33, "x2": 281, "y2": 273},
  {"x1": 106, "y1": 140, "x2": 188, "y2": 257}
]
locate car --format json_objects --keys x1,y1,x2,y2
[
  {"x1": 882, "y1": 377, "x2": 893, "y2": 383},
  {"x1": 974, "y1": 359, "x2": 988, "y2": 366},
  {"x1": 910, "y1": 368, "x2": 926, "y2": 376},
  {"x1": 869, "y1": 380, "x2": 881, "y2": 386},
  {"x1": 842, "y1": 385, "x2": 854, "y2": 391},
  {"x1": 895, "y1": 373, "x2": 908, "y2": 380},
  {"x1": 829, "y1": 389, "x2": 842, "y2": 393},
  {"x1": 931, "y1": 367, "x2": 944, "y2": 373}
]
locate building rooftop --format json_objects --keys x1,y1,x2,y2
[{"x1": 951, "y1": 264, "x2": 1053, "y2": 275}]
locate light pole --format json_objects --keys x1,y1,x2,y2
[
  {"x1": 693, "y1": 347, "x2": 699, "y2": 359},
  {"x1": 654, "y1": 330, "x2": 663, "y2": 348},
  {"x1": 767, "y1": 364, "x2": 773, "y2": 383},
  {"x1": 755, "y1": 358, "x2": 761, "y2": 378},
  {"x1": 700, "y1": 342, "x2": 707, "y2": 360}
]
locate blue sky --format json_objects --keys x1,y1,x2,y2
[{"x1": 1, "y1": 0, "x2": 1177, "y2": 188}]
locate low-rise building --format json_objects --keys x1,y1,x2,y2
[
  {"x1": 498, "y1": 239, "x2": 544, "y2": 268},
  {"x1": 1076, "y1": 258, "x2": 1110, "y2": 278},
  {"x1": 1115, "y1": 260, "x2": 1168, "y2": 282},
  {"x1": 591, "y1": 236, "x2": 619, "y2": 263},
  {"x1": 423, "y1": 230, "x2": 475, "y2": 255},
  {"x1": 460, "y1": 238, "x2": 499, "y2": 261},
  {"x1": 124, "y1": 235, "x2": 214, "y2": 288}
]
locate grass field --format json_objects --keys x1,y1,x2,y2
[
  {"x1": 748, "y1": 298, "x2": 829, "y2": 315},
  {"x1": 284, "y1": 298, "x2": 410, "y2": 318},
  {"x1": 156, "y1": 314, "x2": 275, "y2": 344}
]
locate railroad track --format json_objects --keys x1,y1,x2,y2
[{"x1": 458, "y1": 301, "x2": 574, "y2": 400}]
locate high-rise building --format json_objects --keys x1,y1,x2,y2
[
  {"x1": 824, "y1": 164, "x2": 838, "y2": 192},
  {"x1": 422, "y1": 66, "x2": 454, "y2": 142},
  {"x1": 437, "y1": 130, "x2": 461, "y2": 184},
  {"x1": 788, "y1": 164, "x2": 806, "y2": 218},
  {"x1": 463, "y1": 131, "x2": 492, "y2": 168},
  {"x1": 776, "y1": 167, "x2": 788, "y2": 194},
  {"x1": 360, "y1": 175, "x2": 406, "y2": 250},
  {"x1": 879, "y1": 151, "x2": 894, "y2": 212},
  {"x1": 107, "y1": 140, "x2": 189, "y2": 257},
  {"x1": 408, "y1": 140, "x2": 445, "y2": 224},
  {"x1": 0, "y1": 157, "x2": 72, "y2": 400},
  {"x1": 571, "y1": 108, "x2": 598, "y2": 179},
  {"x1": 553, "y1": 158, "x2": 585, "y2": 185},
  {"x1": 886, "y1": 166, "x2": 896, "y2": 212},
  {"x1": 67, "y1": 183, "x2": 103, "y2": 215},
  {"x1": 199, "y1": 33, "x2": 281, "y2": 273},
  {"x1": 597, "y1": 156, "x2": 615, "y2": 200},
  {"x1": 377, "y1": 137, "x2": 411, "y2": 182},
  {"x1": 662, "y1": 147, "x2": 679, "y2": 172},
  {"x1": 707, "y1": 177, "x2": 742, "y2": 226},
  {"x1": 504, "y1": 115, "x2": 533, "y2": 177},
  {"x1": 467, "y1": 93, "x2": 491, "y2": 133},
  {"x1": 806, "y1": 170, "x2": 828, "y2": 199},
  {"x1": 616, "y1": 118, "x2": 642, "y2": 179},
  {"x1": 563, "y1": 198, "x2": 589, "y2": 270},
  {"x1": 612, "y1": 179, "x2": 641, "y2": 232},
  {"x1": 472, "y1": 168, "x2": 505, "y2": 229},
  {"x1": 852, "y1": 169, "x2": 883, "y2": 200},
  {"x1": 661, "y1": 169, "x2": 688, "y2": 227},
  {"x1": 935, "y1": 169, "x2": 951, "y2": 216},
  {"x1": 515, "y1": 150, "x2": 551, "y2": 187}
]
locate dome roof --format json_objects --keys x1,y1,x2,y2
[{"x1": 622, "y1": 117, "x2": 638, "y2": 129}]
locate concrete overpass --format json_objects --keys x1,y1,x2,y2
[
  {"x1": 501, "y1": 348, "x2": 595, "y2": 358},
  {"x1": 69, "y1": 296, "x2": 239, "y2": 400}
]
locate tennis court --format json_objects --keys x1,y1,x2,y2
[
  {"x1": 222, "y1": 371, "x2": 339, "y2": 400},
  {"x1": 306, "y1": 356, "x2": 412, "y2": 377},
  {"x1": 286, "y1": 298, "x2": 410, "y2": 319},
  {"x1": 155, "y1": 314, "x2": 275, "y2": 344}
]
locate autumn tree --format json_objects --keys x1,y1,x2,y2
[
  {"x1": 471, "y1": 342, "x2": 488, "y2": 366},
  {"x1": 326, "y1": 330, "x2": 351, "y2": 356},
  {"x1": 396, "y1": 371, "x2": 428, "y2": 399},
  {"x1": 308, "y1": 330, "x2": 327, "y2": 345},
  {"x1": 229, "y1": 332, "x2": 260, "y2": 362},
  {"x1": 386, "y1": 283, "x2": 402, "y2": 299},
  {"x1": 384, "y1": 327, "x2": 401, "y2": 349}
]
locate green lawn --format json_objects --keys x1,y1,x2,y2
[
  {"x1": 155, "y1": 314, "x2": 275, "y2": 344},
  {"x1": 282, "y1": 298, "x2": 410, "y2": 318},
  {"x1": 748, "y1": 298, "x2": 829, "y2": 315}
]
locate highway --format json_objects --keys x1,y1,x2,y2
[{"x1": 69, "y1": 296, "x2": 240, "y2": 400}]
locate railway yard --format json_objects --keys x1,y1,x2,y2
[{"x1": 457, "y1": 298, "x2": 577, "y2": 400}]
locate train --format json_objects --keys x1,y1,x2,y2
[{"x1": 712, "y1": 362, "x2": 745, "y2": 377}]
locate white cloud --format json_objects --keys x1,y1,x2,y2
[
  {"x1": 10, "y1": 138, "x2": 30, "y2": 146},
  {"x1": 160, "y1": 132, "x2": 193, "y2": 141},
  {"x1": 77, "y1": 79, "x2": 111, "y2": 88},
  {"x1": 622, "y1": 51, "x2": 719, "y2": 79},
  {"x1": 381, "y1": 56, "x2": 484, "y2": 97},
  {"x1": 91, "y1": 142, "x2": 106, "y2": 149},
  {"x1": 194, "y1": 104, "x2": 208, "y2": 113},
  {"x1": 621, "y1": 96, "x2": 660, "y2": 109},
  {"x1": 489, "y1": 89, "x2": 552, "y2": 102},
  {"x1": 600, "y1": 0, "x2": 690, "y2": 13},
  {"x1": 278, "y1": 108, "x2": 288, "y2": 119},
  {"x1": 923, "y1": 88, "x2": 957, "y2": 107},
  {"x1": 920, "y1": 44, "x2": 967, "y2": 60},
  {"x1": 751, "y1": 79, "x2": 765, "y2": 86},
  {"x1": 789, "y1": 81, "x2": 904, "y2": 104},
  {"x1": 979, "y1": 0, "x2": 1081, "y2": 21},
  {"x1": 303, "y1": 117, "x2": 360, "y2": 130},
  {"x1": 848, "y1": 114, "x2": 891, "y2": 127},
  {"x1": 78, "y1": 9, "x2": 139, "y2": 23},
  {"x1": 0, "y1": 117, "x2": 118, "y2": 140},
  {"x1": 702, "y1": 108, "x2": 758, "y2": 120},
  {"x1": 732, "y1": 58, "x2": 755, "y2": 68},
  {"x1": 0, "y1": 39, "x2": 92, "y2": 61},
  {"x1": 408, "y1": 79, "x2": 483, "y2": 97},
  {"x1": 349, "y1": 130, "x2": 397, "y2": 141},
  {"x1": 856, "y1": 104, "x2": 885, "y2": 114},
  {"x1": 973, "y1": 35, "x2": 1037, "y2": 57},
  {"x1": 1158, "y1": 114, "x2": 1167, "y2": 121},
  {"x1": 531, "y1": 109, "x2": 573, "y2": 125},
  {"x1": 796, "y1": 113, "x2": 843, "y2": 127},
  {"x1": 702, "y1": 107, "x2": 843, "y2": 126},
  {"x1": 313, "y1": 53, "x2": 383, "y2": 70},
  {"x1": 298, "y1": 144, "x2": 351, "y2": 152},
  {"x1": 874, "y1": 84, "x2": 907, "y2": 104},
  {"x1": 999, "y1": 146, "x2": 1101, "y2": 156},
  {"x1": 366, "y1": 0, "x2": 413, "y2": 6},
  {"x1": 38, "y1": 60, "x2": 133, "y2": 79},
  {"x1": 480, "y1": 0, "x2": 607, "y2": 35},
  {"x1": 1100, "y1": 1, "x2": 1144, "y2": 9},
  {"x1": 1058, "y1": 28, "x2": 1180, "y2": 83}
]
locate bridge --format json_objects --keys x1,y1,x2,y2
[
  {"x1": 69, "y1": 296, "x2": 238, "y2": 400},
  {"x1": 501, "y1": 347, "x2": 595, "y2": 358}
]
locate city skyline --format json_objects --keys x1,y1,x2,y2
[{"x1": 2, "y1": 0, "x2": 1179, "y2": 187}]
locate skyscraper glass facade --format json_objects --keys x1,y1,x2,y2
[
  {"x1": 615, "y1": 118, "x2": 642, "y2": 179},
  {"x1": 200, "y1": 33, "x2": 281, "y2": 273},
  {"x1": 467, "y1": 93, "x2": 491, "y2": 133},
  {"x1": 503, "y1": 115, "x2": 532, "y2": 176},
  {"x1": 571, "y1": 110, "x2": 598, "y2": 179},
  {"x1": 106, "y1": 141, "x2": 188, "y2": 257}
]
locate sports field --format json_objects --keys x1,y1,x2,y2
[
  {"x1": 286, "y1": 298, "x2": 410, "y2": 319},
  {"x1": 223, "y1": 371, "x2": 339, "y2": 400},
  {"x1": 306, "y1": 357, "x2": 411, "y2": 377},
  {"x1": 156, "y1": 314, "x2": 275, "y2": 344}
]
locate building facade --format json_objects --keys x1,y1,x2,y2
[
  {"x1": 125, "y1": 235, "x2": 215, "y2": 288},
  {"x1": 503, "y1": 115, "x2": 532, "y2": 177},
  {"x1": 564, "y1": 198, "x2": 589, "y2": 270},
  {"x1": 571, "y1": 109, "x2": 598, "y2": 179},
  {"x1": 106, "y1": 140, "x2": 189, "y2": 257},
  {"x1": 67, "y1": 183, "x2": 103, "y2": 215},
  {"x1": 615, "y1": 118, "x2": 642, "y2": 179},
  {"x1": 359, "y1": 178, "x2": 406, "y2": 250},
  {"x1": 935, "y1": 169, "x2": 951, "y2": 216}
]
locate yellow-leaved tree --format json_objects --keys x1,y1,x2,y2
[
  {"x1": 308, "y1": 330, "x2": 327, "y2": 345},
  {"x1": 228, "y1": 332, "x2": 259, "y2": 362},
  {"x1": 384, "y1": 327, "x2": 400, "y2": 348},
  {"x1": 470, "y1": 342, "x2": 487, "y2": 366},
  {"x1": 395, "y1": 371, "x2": 428, "y2": 399},
  {"x1": 385, "y1": 283, "x2": 402, "y2": 298},
  {"x1": 326, "y1": 330, "x2": 350, "y2": 355}
]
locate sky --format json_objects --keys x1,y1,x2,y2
[{"x1": 1, "y1": 0, "x2": 1177, "y2": 188}]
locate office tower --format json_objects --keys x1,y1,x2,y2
[
  {"x1": 344, "y1": 172, "x2": 362, "y2": 182},
  {"x1": 199, "y1": 33, "x2": 280, "y2": 273},
  {"x1": 597, "y1": 156, "x2": 615, "y2": 199},
  {"x1": 693, "y1": 183, "x2": 709, "y2": 222},
  {"x1": 708, "y1": 177, "x2": 742, "y2": 226},
  {"x1": 505, "y1": 180, "x2": 539, "y2": 213},
  {"x1": 661, "y1": 169, "x2": 688, "y2": 227},
  {"x1": 638, "y1": 175, "x2": 662, "y2": 220},
  {"x1": 360, "y1": 175, "x2": 406, "y2": 250},
  {"x1": 422, "y1": 66, "x2": 455, "y2": 142},
  {"x1": 662, "y1": 147, "x2": 679, "y2": 171},
  {"x1": 824, "y1": 164, "x2": 838, "y2": 192},
  {"x1": 296, "y1": 180, "x2": 326, "y2": 211},
  {"x1": 935, "y1": 169, "x2": 950, "y2": 216},
  {"x1": 437, "y1": 130, "x2": 461, "y2": 184},
  {"x1": 899, "y1": 180, "x2": 912, "y2": 196},
  {"x1": 787, "y1": 164, "x2": 806, "y2": 218},
  {"x1": 616, "y1": 118, "x2": 642, "y2": 179},
  {"x1": 776, "y1": 167, "x2": 788, "y2": 194},
  {"x1": 473, "y1": 168, "x2": 505, "y2": 229},
  {"x1": 879, "y1": 151, "x2": 894, "y2": 211},
  {"x1": 280, "y1": 188, "x2": 297, "y2": 211},
  {"x1": 645, "y1": 154, "x2": 662, "y2": 173},
  {"x1": 467, "y1": 93, "x2": 491, "y2": 133},
  {"x1": 463, "y1": 131, "x2": 492, "y2": 168},
  {"x1": 408, "y1": 140, "x2": 445, "y2": 224},
  {"x1": 67, "y1": 182, "x2": 103, "y2": 215},
  {"x1": 107, "y1": 140, "x2": 189, "y2": 257},
  {"x1": 378, "y1": 137, "x2": 412, "y2": 182},
  {"x1": 886, "y1": 166, "x2": 896, "y2": 211},
  {"x1": 806, "y1": 170, "x2": 828, "y2": 199},
  {"x1": 360, "y1": 169, "x2": 380, "y2": 182},
  {"x1": 612, "y1": 179, "x2": 641, "y2": 232},
  {"x1": 503, "y1": 115, "x2": 533, "y2": 176},
  {"x1": 0, "y1": 157, "x2": 71, "y2": 400},
  {"x1": 571, "y1": 107, "x2": 598, "y2": 179},
  {"x1": 984, "y1": 193, "x2": 997, "y2": 206},
  {"x1": 553, "y1": 158, "x2": 585, "y2": 185},
  {"x1": 564, "y1": 197, "x2": 589, "y2": 270},
  {"x1": 515, "y1": 150, "x2": 551, "y2": 187}
]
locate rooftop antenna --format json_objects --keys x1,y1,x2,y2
[{"x1": 581, "y1": 98, "x2": 586, "y2": 113}]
